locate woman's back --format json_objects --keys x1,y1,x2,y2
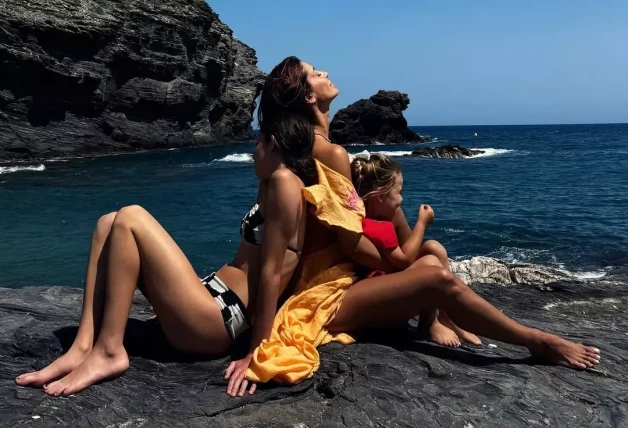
[{"x1": 302, "y1": 138, "x2": 351, "y2": 256}]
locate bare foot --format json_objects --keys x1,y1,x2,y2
[
  {"x1": 439, "y1": 314, "x2": 483, "y2": 346},
  {"x1": 15, "y1": 346, "x2": 90, "y2": 388},
  {"x1": 528, "y1": 332, "x2": 600, "y2": 369},
  {"x1": 423, "y1": 320, "x2": 461, "y2": 347},
  {"x1": 43, "y1": 346, "x2": 129, "y2": 396}
]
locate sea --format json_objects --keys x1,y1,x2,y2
[{"x1": 1, "y1": 124, "x2": 627, "y2": 288}]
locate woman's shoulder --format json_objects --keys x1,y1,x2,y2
[
  {"x1": 314, "y1": 142, "x2": 351, "y2": 180},
  {"x1": 268, "y1": 169, "x2": 305, "y2": 200}
]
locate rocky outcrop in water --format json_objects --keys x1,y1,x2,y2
[
  {"x1": 3, "y1": 275, "x2": 626, "y2": 427},
  {"x1": 449, "y1": 256, "x2": 579, "y2": 285},
  {"x1": 410, "y1": 144, "x2": 484, "y2": 159},
  {"x1": 329, "y1": 90, "x2": 430, "y2": 145},
  {"x1": 0, "y1": 0, "x2": 265, "y2": 162}
]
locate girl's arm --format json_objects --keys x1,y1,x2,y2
[
  {"x1": 225, "y1": 169, "x2": 303, "y2": 397},
  {"x1": 392, "y1": 207, "x2": 413, "y2": 246},
  {"x1": 380, "y1": 205, "x2": 435, "y2": 270}
]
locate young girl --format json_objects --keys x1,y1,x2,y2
[{"x1": 351, "y1": 153, "x2": 481, "y2": 346}]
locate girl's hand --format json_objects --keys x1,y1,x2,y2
[
  {"x1": 418, "y1": 204, "x2": 435, "y2": 226},
  {"x1": 225, "y1": 354, "x2": 257, "y2": 397}
]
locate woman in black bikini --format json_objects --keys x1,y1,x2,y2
[{"x1": 16, "y1": 113, "x2": 316, "y2": 398}]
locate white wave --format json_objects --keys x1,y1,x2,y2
[
  {"x1": 214, "y1": 153, "x2": 253, "y2": 163},
  {"x1": 375, "y1": 150, "x2": 413, "y2": 157},
  {"x1": 572, "y1": 270, "x2": 607, "y2": 280},
  {"x1": 543, "y1": 297, "x2": 620, "y2": 310},
  {"x1": 0, "y1": 164, "x2": 46, "y2": 175},
  {"x1": 348, "y1": 150, "x2": 412, "y2": 162},
  {"x1": 181, "y1": 162, "x2": 212, "y2": 168},
  {"x1": 443, "y1": 228, "x2": 477, "y2": 234},
  {"x1": 469, "y1": 148, "x2": 514, "y2": 158},
  {"x1": 346, "y1": 142, "x2": 385, "y2": 146}
]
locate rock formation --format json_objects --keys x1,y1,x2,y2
[
  {"x1": 410, "y1": 144, "x2": 484, "y2": 159},
  {"x1": 449, "y1": 256, "x2": 579, "y2": 285},
  {"x1": 329, "y1": 90, "x2": 430, "y2": 145},
  {"x1": 0, "y1": 0, "x2": 265, "y2": 162}
]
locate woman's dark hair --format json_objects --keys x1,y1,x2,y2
[
  {"x1": 258, "y1": 56, "x2": 312, "y2": 136},
  {"x1": 266, "y1": 113, "x2": 317, "y2": 187}
]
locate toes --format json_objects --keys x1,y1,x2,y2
[
  {"x1": 15, "y1": 374, "x2": 32, "y2": 385},
  {"x1": 585, "y1": 346, "x2": 600, "y2": 357},
  {"x1": 16, "y1": 372, "x2": 39, "y2": 385},
  {"x1": 584, "y1": 355, "x2": 600, "y2": 366},
  {"x1": 44, "y1": 381, "x2": 63, "y2": 397},
  {"x1": 571, "y1": 360, "x2": 587, "y2": 370}
]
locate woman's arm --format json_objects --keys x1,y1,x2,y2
[
  {"x1": 225, "y1": 169, "x2": 303, "y2": 397},
  {"x1": 250, "y1": 170, "x2": 302, "y2": 355}
]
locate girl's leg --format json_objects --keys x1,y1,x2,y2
[
  {"x1": 410, "y1": 255, "x2": 461, "y2": 347},
  {"x1": 329, "y1": 265, "x2": 600, "y2": 369},
  {"x1": 44, "y1": 206, "x2": 231, "y2": 396},
  {"x1": 16, "y1": 212, "x2": 118, "y2": 387},
  {"x1": 418, "y1": 240, "x2": 482, "y2": 345}
]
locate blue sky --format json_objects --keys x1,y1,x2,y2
[{"x1": 209, "y1": 1, "x2": 627, "y2": 126}]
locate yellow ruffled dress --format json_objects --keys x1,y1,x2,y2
[{"x1": 246, "y1": 160, "x2": 364, "y2": 384}]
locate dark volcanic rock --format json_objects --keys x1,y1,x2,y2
[
  {"x1": 329, "y1": 90, "x2": 429, "y2": 145},
  {"x1": 410, "y1": 144, "x2": 484, "y2": 159},
  {"x1": 3, "y1": 280, "x2": 627, "y2": 427},
  {"x1": 0, "y1": 0, "x2": 265, "y2": 162}
]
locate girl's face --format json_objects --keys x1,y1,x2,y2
[{"x1": 365, "y1": 173, "x2": 403, "y2": 220}]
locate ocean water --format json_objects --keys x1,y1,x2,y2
[{"x1": 1, "y1": 124, "x2": 627, "y2": 288}]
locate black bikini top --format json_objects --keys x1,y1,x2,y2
[
  {"x1": 240, "y1": 203, "x2": 265, "y2": 246},
  {"x1": 240, "y1": 203, "x2": 301, "y2": 255}
]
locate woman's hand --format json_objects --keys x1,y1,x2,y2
[
  {"x1": 418, "y1": 204, "x2": 435, "y2": 227},
  {"x1": 225, "y1": 354, "x2": 257, "y2": 397}
]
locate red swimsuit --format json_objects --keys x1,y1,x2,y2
[{"x1": 362, "y1": 218, "x2": 398, "y2": 277}]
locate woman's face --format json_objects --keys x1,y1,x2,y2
[
  {"x1": 301, "y1": 61, "x2": 339, "y2": 105},
  {"x1": 253, "y1": 132, "x2": 281, "y2": 181}
]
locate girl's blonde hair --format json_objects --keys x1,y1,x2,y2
[{"x1": 351, "y1": 154, "x2": 401, "y2": 200}]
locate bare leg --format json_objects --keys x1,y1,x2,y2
[
  {"x1": 411, "y1": 255, "x2": 460, "y2": 347},
  {"x1": 44, "y1": 206, "x2": 230, "y2": 396},
  {"x1": 16, "y1": 212, "x2": 117, "y2": 387},
  {"x1": 419, "y1": 240, "x2": 482, "y2": 345},
  {"x1": 329, "y1": 265, "x2": 600, "y2": 369}
]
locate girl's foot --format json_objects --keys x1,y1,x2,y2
[
  {"x1": 424, "y1": 319, "x2": 461, "y2": 347},
  {"x1": 439, "y1": 314, "x2": 483, "y2": 346},
  {"x1": 15, "y1": 346, "x2": 91, "y2": 388},
  {"x1": 44, "y1": 346, "x2": 129, "y2": 396}
]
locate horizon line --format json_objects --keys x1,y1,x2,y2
[
  {"x1": 252, "y1": 122, "x2": 627, "y2": 131},
  {"x1": 409, "y1": 122, "x2": 628, "y2": 127}
]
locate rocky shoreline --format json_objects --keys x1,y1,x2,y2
[
  {"x1": 409, "y1": 144, "x2": 485, "y2": 159},
  {"x1": 2, "y1": 258, "x2": 627, "y2": 427}
]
